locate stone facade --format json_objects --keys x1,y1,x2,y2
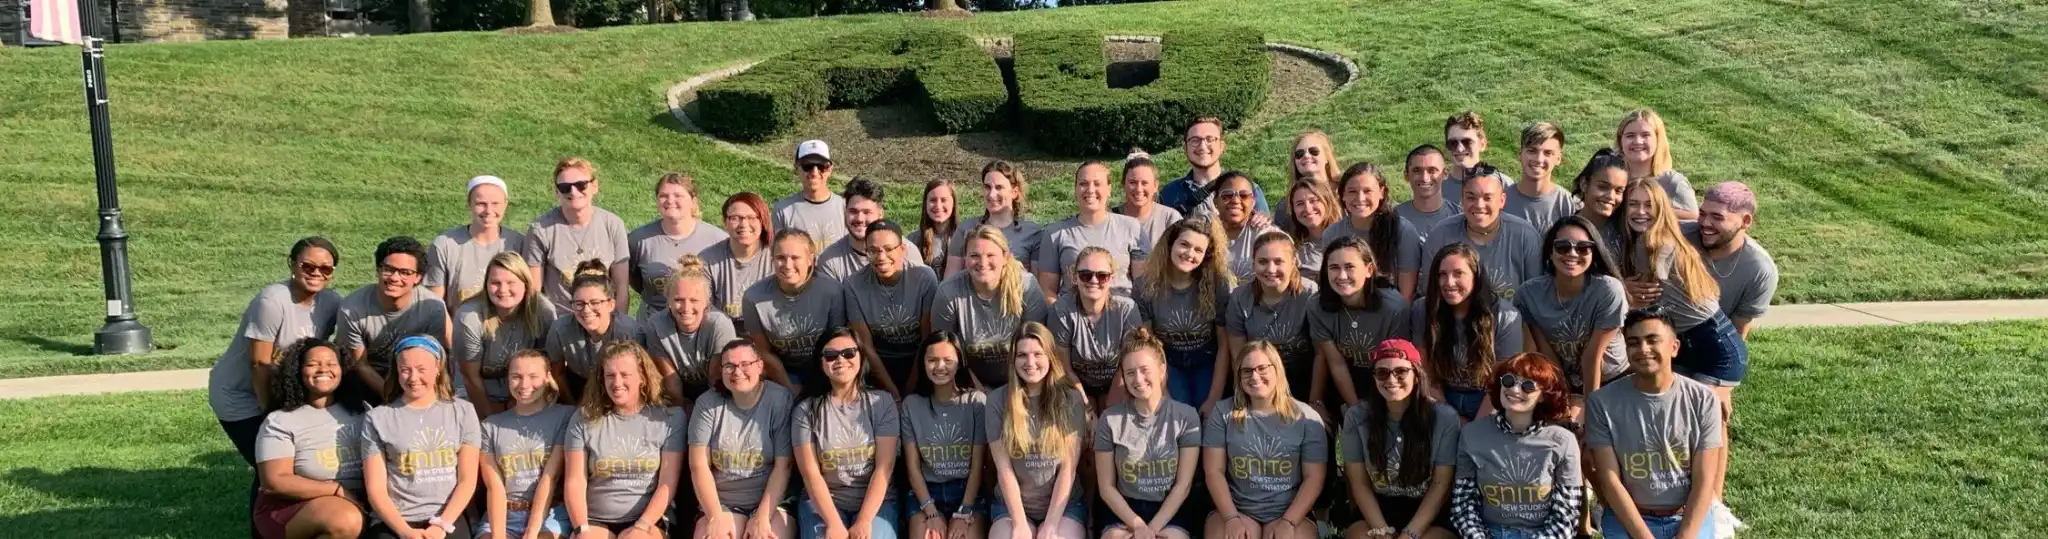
[{"x1": 115, "y1": 0, "x2": 289, "y2": 41}]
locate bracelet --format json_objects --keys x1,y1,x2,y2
[
  {"x1": 1400, "y1": 530, "x2": 1421, "y2": 539},
  {"x1": 1368, "y1": 527, "x2": 1396, "y2": 537}
]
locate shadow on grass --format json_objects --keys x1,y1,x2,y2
[
  {"x1": 3, "y1": 335, "x2": 94, "y2": 357},
  {"x1": 0, "y1": 450, "x2": 249, "y2": 538}
]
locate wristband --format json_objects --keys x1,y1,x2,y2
[{"x1": 1368, "y1": 527, "x2": 1396, "y2": 537}]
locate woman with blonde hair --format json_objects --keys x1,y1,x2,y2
[
  {"x1": 1281, "y1": 179, "x2": 1341, "y2": 282},
  {"x1": 1202, "y1": 341, "x2": 1328, "y2": 539},
  {"x1": 932, "y1": 225, "x2": 1051, "y2": 390},
  {"x1": 631, "y1": 172, "x2": 729, "y2": 318},
  {"x1": 743, "y1": 228, "x2": 842, "y2": 390},
  {"x1": 1094, "y1": 328, "x2": 1203, "y2": 539},
  {"x1": 1049, "y1": 247, "x2": 1148, "y2": 405},
  {"x1": 565, "y1": 341, "x2": 686, "y2": 539},
  {"x1": 1288, "y1": 131, "x2": 1342, "y2": 189},
  {"x1": 1225, "y1": 231, "x2": 1322, "y2": 405},
  {"x1": 1614, "y1": 109, "x2": 1700, "y2": 220},
  {"x1": 644, "y1": 254, "x2": 739, "y2": 406},
  {"x1": 359, "y1": 336, "x2": 483, "y2": 539},
  {"x1": 948, "y1": 160, "x2": 1043, "y2": 278},
  {"x1": 1618, "y1": 179, "x2": 1747, "y2": 406},
  {"x1": 1136, "y1": 217, "x2": 1235, "y2": 412},
  {"x1": 456, "y1": 252, "x2": 559, "y2": 416},
  {"x1": 478, "y1": 350, "x2": 577, "y2": 539},
  {"x1": 986, "y1": 322, "x2": 1090, "y2": 539}
]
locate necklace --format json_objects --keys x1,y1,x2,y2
[{"x1": 1708, "y1": 252, "x2": 1740, "y2": 279}]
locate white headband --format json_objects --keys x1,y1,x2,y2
[{"x1": 466, "y1": 175, "x2": 508, "y2": 195}]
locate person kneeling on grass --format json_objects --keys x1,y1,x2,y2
[
  {"x1": 1585, "y1": 310, "x2": 1726, "y2": 539},
  {"x1": 1202, "y1": 341, "x2": 1328, "y2": 539},
  {"x1": 360, "y1": 335, "x2": 484, "y2": 539},
  {"x1": 255, "y1": 337, "x2": 371, "y2": 539},
  {"x1": 479, "y1": 349, "x2": 578, "y2": 539}
]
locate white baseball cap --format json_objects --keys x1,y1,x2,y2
[
  {"x1": 466, "y1": 175, "x2": 509, "y2": 195},
  {"x1": 795, "y1": 140, "x2": 832, "y2": 163}
]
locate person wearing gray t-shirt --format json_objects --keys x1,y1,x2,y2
[
  {"x1": 1505, "y1": 123, "x2": 1582, "y2": 234},
  {"x1": 1093, "y1": 337, "x2": 1202, "y2": 535},
  {"x1": 256, "y1": 348, "x2": 373, "y2": 539},
  {"x1": 774, "y1": 193, "x2": 848, "y2": 249},
  {"x1": 1516, "y1": 273, "x2": 1628, "y2": 392},
  {"x1": 702, "y1": 239, "x2": 774, "y2": 330},
  {"x1": 985, "y1": 382, "x2": 1089, "y2": 525},
  {"x1": 644, "y1": 307, "x2": 738, "y2": 404},
  {"x1": 1394, "y1": 200, "x2": 1459, "y2": 242},
  {"x1": 338, "y1": 237, "x2": 451, "y2": 396},
  {"x1": 360, "y1": 397, "x2": 484, "y2": 531},
  {"x1": 843, "y1": 246, "x2": 939, "y2": 396},
  {"x1": 543, "y1": 308, "x2": 645, "y2": 392},
  {"x1": 1399, "y1": 145, "x2": 1462, "y2": 244},
  {"x1": 688, "y1": 355, "x2": 796, "y2": 520},
  {"x1": 1225, "y1": 278, "x2": 1320, "y2": 403},
  {"x1": 523, "y1": 203, "x2": 632, "y2": 315},
  {"x1": 454, "y1": 296, "x2": 558, "y2": 410},
  {"x1": 931, "y1": 270, "x2": 1050, "y2": 390},
  {"x1": 1200, "y1": 394, "x2": 1328, "y2": 526},
  {"x1": 946, "y1": 216, "x2": 1044, "y2": 277},
  {"x1": 1048, "y1": 253, "x2": 1147, "y2": 397},
  {"x1": 1321, "y1": 215, "x2": 1424, "y2": 298},
  {"x1": 742, "y1": 252, "x2": 845, "y2": 387},
  {"x1": 1451, "y1": 413, "x2": 1583, "y2": 538},
  {"x1": 1685, "y1": 184, "x2": 1779, "y2": 338},
  {"x1": 1408, "y1": 291, "x2": 1524, "y2": 421},
  {"x1": 627, "y1": 212, "x2": 727, "y2": 318},
  {"x1": 565, "y1": 405, "x2": 687, "y2": 528},
  {"x1": 902, "y1": 388, "x2": 986, "y2": 489},
  {"x1": 1421, "y1": 214, "x2": 1544, "y2": 302},
  {"x1": 1587, "y1": 313, "x2": 1727, "y2": 539},
  {"x1": 479, "y1": 400, "x2": 576, "y2": 539},
  {"x1": 211, "y1": 278, "x2": 345, "y2": 425},
  {"x1": 426, "y1": 177, "x2": 524, "y2": 312},
  {"x1": 793, "y1": 380, "x2": 901, "y2": 538},
  {"x1": 1503, "y1": 185, "x2": 1580, "y2": 238},
  {"x1": 1307, "y1": 255, "x2": 1410, "y2": 408},
  {"x1": 902, "y1": 335, "x2": 987, "y2": 537}
]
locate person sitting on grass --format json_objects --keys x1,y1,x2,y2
[
  {"x1": 1586, "y1": 310, "x2": 1727, "y2": 539},
  {"x1": 791, "y1": 329, "x2": 903, "y2": 539},
  {"x1": 986, "y1": 322, "x2": 1090, "y2": 539},
  {"x1": 1094, "y1": 328, "x2": 1204, "y2": 539},
  {"x1": 689, "y1": 341, "x2": 799, "y2": 539},
  {"x1": 1313, "y1": 236, "x2": 1412, "y2": 412},
  {"x1": 1338, "y1": 340, "x2": 1459, "y2": 539},
  {"x1": 254, "y1": 337, "x2": 370, "y2": 539},
  {"x1": 1409, "y1": 244, "x2": 1525, "y2": 422},
  {"x1": 360, "y1": 335, "x2": 483, "y2": 539},
  {"x1": 1202, "y1": 341, "x2": 1328, "y2": 539},
  {"x1": 903, "y1": 332, "x2": 989, "y2": 539},
  {"x1": 1134, "y1": 217, "x2": 1236, "y2": 413},
  {"x1": 564, "y1": 341, "x2": 685, "y2": 539},
  {"x1": 1448, "y1": 353, "x2": 1583, "y2": 539},
  {"x1": 478, "y1": 350, "x2": 577, "y2": 539}
]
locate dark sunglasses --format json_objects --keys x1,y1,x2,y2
[
  {"x1": 800, "y1": 163, "x2": 831, "y2": 173},
  {"x1": 1075, "y1": 270, "x2": 1114, "y2": 284},
  {"x1": 821, "y1": 348, "x2": 860, "y2": 362},
  {"x1": 1446, "y1": 137, "x2": 1477, "y2": 149},
  {"x1": 1217, "y1": 189, "x2": 1254, "y2": 200},
  {"x1": 1551, "y1": 240, "x2": 1596, "y2": 256},
  {"x1": 1373, "y1": 366, "x2": 1414, "y2": 381},
  {"x1": 554, "y1": 180, "x2": 592, "y2": 195},
  {"x1": 1293, "y1": 147, "x2": 1322, "y2": 159},
  {"x1": 296, "y1": 262, "x2": 335, "y2": 277},
  {"x1": 1498, "y1": 374, "x2": 1539, "y2": 393}
]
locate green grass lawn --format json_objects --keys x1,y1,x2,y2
[
  {"x1": 3, "y1": 321, "x2": 2043, "y2": 538},
  {"x1": 3, "y1": 0, "x2": 2048, "y2": 377}
]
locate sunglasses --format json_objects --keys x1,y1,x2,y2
[
  {"x1": 1373, "y1": 366, "x2": 1415, "y2": 381},
  {"x1": 1293, "y1": 147, "x2": 1322, "y2": 159},
  {"x1": 296, "y1": 262, "x2": 335, "y2": 277},
  {"x1": 1498, "y1": 374, "x2": 1539, "y2": 394},
  {"x1": 1446, "y1": 138, "x2": 1477, "y2": 149},
  {"x1": 1551, "y1": 240, "x2": 1596, "y2": 256},
  {"x1": 1217, "y1": 189, "x2": 1254, "y2": 200},
  {"x1": 821, "y1": 348, "x2": 861, "y2": 362},
  {"x1": 554, "y1": 180, "x2": 592, "y2": 195},
  {"x1": 800, "y1": 163, "x2": 831, "y2": 173},
  {"x1": 1075, "y1": 269, "x2": 1113, "y2": 284}
]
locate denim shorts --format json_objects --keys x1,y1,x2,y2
[
  {"x1": 1101, "y1": 497, "x2": 1196, "y2": 534},
  {"x1": 1443, "y1": 387, "x2": 1487, "y2": 421},
  {"x1": 474, "y1": 506, "x2": 569, "y2": 538},
  {"x1": 990, "y1": 498, "x2": 1086, "y2": 526},
  {"x1": 1674, "y1": 311, "x2": 1748, "y2": 386},
  {"x1": 1601, "y1": 507, "x2": 1716, "y2": 539},
  {"x1": 919, "y1": 479, "x2": 981, "y2": 517}
]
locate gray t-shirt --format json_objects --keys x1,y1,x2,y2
[
  {"x1": 701, "y1": 242, "x2": 774, "y2": 325},
  {"x1": 336, "y1": 286, "x2": 450, "y2": 377},
  {"x1": 1320, "y1": 217, "x2": 1424, "y2": 275},
  {"x1": 1514, "y1": 275, "x2": 1629, "y2": 390},
  {"x1": 1118, "y1": 203, "x2": 1185, "y2": 260},
  {"x1": 1633, "y1": 245, "x2": 1719, "y2": 331},
  {"x1": 1687, "y1": 227, "x2": 1777, "y2": 321},
  {"x1": 642, "y1": 309, "x2": 740, "y2": 398},
  {"x1": 901, "y1": 392, "x2": 988, "y2": 484},
  {"x1": 257, "y1": 404, "x2": 367, "y2": 492},
  {"x1": 1338, "y1": 402, "x2": 1460, "y2": 498},
  {"x1": 565, "y1": 406, "x2": 687, "y2": 523},
  {"x1": 1224, "y1": 223, "x2": 1279, "y2": 283},
  {"x1": 454, "y1": 300, "x2": 559, "y2": 402},
  {"x1": 1503, "y1": 184, "x2": 1581, "y2": 234},
  {"x1": 1035, "y1": 214, "x2": 1147, "y2": 293},
  {"x1": 482, "y1": 404, "x2": 577, "y2": 504},
  {"x1": 523, "y1": 207, "x2": 632, "y2": 312},
  {"x1": 843, "y1": 265, "x2": 940, "y2": 388},
  {"x1": 1586, "y1": 376, "x2": 1725, "y2": 509},
  {"x1": 1200, "y1": 397, "x2": 1328, "y2": 523},
  {"x1": 1048, "y1": 294, "x2": 1147, "y2": 393},
  {"x1": 210, "y1": 282, "x2": 344, "y2": 421},
  {"x1": 909, "y1": 227, "x2": 952, "y2": 268},
  {"x1": 1407, "y1": 298, "x2": 1525, "y2": 391},
  {"x1": 1395, "y1": 200, "x2": 1462, "y2": 241},
  {"x1": 741, "y1": 277, "x2": 846, "y2": 375},
  {"x1": 1652, "y1": 171, "x2": 1699, "y2": 212},
  {"x1": 1455, "y1": 419, "x2": 1582, "y2": 529},
  {"x1": 628, "y1": 220, "x2": 729, "y2": 316},
  {"x1": 425, "y1": 225, "x2": 528, "y2": 307},
  {"x1": 930, "y1": 274, "x2": 1050, "y2": 388},
  {"x1": 1093, "y1": 399, "x2": 1202, "y2": 502},
  {"x1": 1136, "y1": 278, "x2": 1231, "y2": 370},
  {"x1": 1225, "y1": 281, "x2": 1321, "y2": 378},
  {"x1": 948, "y1": 216, "x2": 1045, "y2": 271},
  {"x1": 1422, "y1": 215, "x2": 1545, "y2": 300},
  {"x1": 815, "y1": 236, "x2": 928, "y2": 284},
  {"x1": 543, "y1": 314, "x2": 646, "y2": 379},
  {"x1": 360, "y1": 400, "x2": 484, "y2": 522},
  {"x1": 1307, "y1": 288, "x2": 1412, "y2": 371},
  {"x1": 984, "y1": 385, "x2": 1089, "y2": 520},
  {"x1": 793, "y1": 390, "x2": 902, "y2": 509},
  {"x1": 773, "y1": 193, "x2": 849, "y2": 247},
  {"x1": 689, "y1": 385, "x2": 796, "y2": 514}
]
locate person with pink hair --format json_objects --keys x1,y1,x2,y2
[{"x1": 1685, "y1": 182, "x2": 1777, "y2": 340}]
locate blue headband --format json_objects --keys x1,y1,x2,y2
[{"x1": 394, "y1": 335, "x2": 444, "y2": 360}]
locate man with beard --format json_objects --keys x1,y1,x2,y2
[
  {"x1": 814, "y1": 177, "x2": 925, "y2": 282},
  {"x1": 1685, "y1": 182, "x2": 1777, "y2": 339},
  {"x1": 1158, "y1": 117, "x2": 1272, "y2": 221}
]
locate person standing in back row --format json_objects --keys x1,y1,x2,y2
[
  {"x1": 776, "y1": 140, "x2": 849, "y2": 245},
  {"x1": 1616, "y1": 109, "x2": 1700, "y2": 220},
  {"x1": 629, "y1": 172, "x2": 729, "y2": 318},
  {"x1": 1441, "y1": 111, "x2": 1512, "y2": 199},
  {"x1": 1504, "y1": 123, "x2": 1579, "y2": 233},
  {"x1": 1397, "y1": 145, "x2": 1461, "y2": 240},
  {"x1": 1159, "y1": 117, "x2": 1270, "y2": 219},
  {"x1": 526, "y1": 157, "x2": 632, "y2": 316},
  {"x1": 426, "y1": 175, "x2": 526, "y2": 313}
]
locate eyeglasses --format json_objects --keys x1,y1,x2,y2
[
  {"x1": 1075, "y1": 269, "x2": 1113, "y2": 283},
  {"x1": 377, "y1": 265, "x2": 420, "y2": 278},
  {"x1": 867, "y1": 243, "x2": 901, "y2": 257},
  {"x1": 1217, "y1": 189, "x2": 1254, "y2": 200},
  {"x1": 1373, "y1": 366, "x2": 1414, "y2": 381},
  {"x1": 297, "y1": 262, "x2": 335, "y2": 277},
  {"x1": 722, "y1": 358, "x2": 763, "y2": 372},
  {"x1": 1498, "y1": 374, "x2": 1539, "y2": 394},
  {"x1": 1446, "y1": 138, "x2": 1477, "y2": 149},
  {"x1": 1293, "y1": 147, "x2": 1322, "y2": 159},
  {"x1": 800, "y1": 163, "x2": 831, "y2": 173},
  {"x1": 821, "y1": 348, "x2": 860, "y2": 362},
  {"x1": 1238, "y1": 363, "x2": 1276, "y2": 378},
  {"x1": 1551, "y1": 240, "x2": 1596, "y2": 256},
  {"x1": 1186, "y1": 136, "x2": 1221, "y2": 146},
  {"x1": 569, "y1": 298, "x2": 612, "y2": 311},
  {"x1": 555, "y1": 180, "x2": 593, "y2": 195}
]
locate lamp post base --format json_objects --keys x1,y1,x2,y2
[{"x1": 94, "y1": 319, "x2": 153, "y2": 355}]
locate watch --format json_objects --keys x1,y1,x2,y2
[{"x1": 427, "y1": 516, "x2": 456, "y2": 533}]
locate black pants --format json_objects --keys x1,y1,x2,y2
[
  {"x1": 366, "y1": 515, "x2": 476, "y2": 539},
  {"x1": 220, "y1": 416, "x2": 267, "y2": 539}
]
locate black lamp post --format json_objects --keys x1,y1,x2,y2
[{"x1": 74, "y1": 0, "x2": 152, "y2": 355}]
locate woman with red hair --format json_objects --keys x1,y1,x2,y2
[
  {"x1": 703, "y1": 192, "x2": 776, "y2": 332},
  {"x1": 1448, "y1": 353, "x2": 1582, "y2": 539}
]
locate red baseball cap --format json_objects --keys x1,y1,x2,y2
[{"x1": 1371, "y1": 339, "x2": 1422, "y2": 366}]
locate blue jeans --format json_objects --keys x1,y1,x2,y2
[
  {"x1": 1674, "y1": 311, "x2": 1748, "y2": 387},
  {"x1": 1602, "y1": 508, "x2": 1715, "y2": 539},
  {"x1": 1485, "y1": 525, "x2": 1539, "y2": 539},
  {"x1": 1444, "y1": 387, "x2": 1487, "y2": 421},
  {"x1": 798, "y1": 493, "x2": 899, "y2": 539},
  {"x1": 1168, "y1": 361, "x2": 1216, "y2": 406},
  {"x1": 474, "y1": 506, "x2": 570, "y2": 537}
]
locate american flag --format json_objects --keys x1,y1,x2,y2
[{"x1": 29, "y1": 0, "x2": 86, "y2": 45}]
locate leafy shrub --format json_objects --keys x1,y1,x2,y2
[
  {"x1": 695, "y1": 28, "x2": 1007, "y2": 142},
  {"x1": 1012, "y1": 27, "x2": 1269, "y2": 156}
]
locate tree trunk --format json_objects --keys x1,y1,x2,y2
[
  {"x1": 528, "y1": 0, "x2": 556, "y2": 25},
  {"x1": 408, "y1": 0, "x2": 432, "y2": 32},
  {"x1": 732, "y1": 0, "x2": 753, "y2": 19},
  {"x1": 933, "y1": 0, "x2": 961, "y2": 10}
]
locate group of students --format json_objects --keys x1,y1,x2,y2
[{"x1": 205, "y1": 107, "x2": 1781, "y2": 539}]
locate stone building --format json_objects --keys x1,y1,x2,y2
[{"x1": 2, "y1": 0, "x2": 382, "y2": 45}]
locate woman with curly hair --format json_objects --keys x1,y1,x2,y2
[
  {"x1": 565, "y1": 341, "x2": 686, "y2": 538},
  {"x1": 1449, "y1": 353, "x2": 1583, "y2": 539},
  {"x1": 1135, "y1": 217, "x2": 1234, "y2": 412},
  {"x1": 253, "y1": 337, "x2": 371, "y2": 539}
]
